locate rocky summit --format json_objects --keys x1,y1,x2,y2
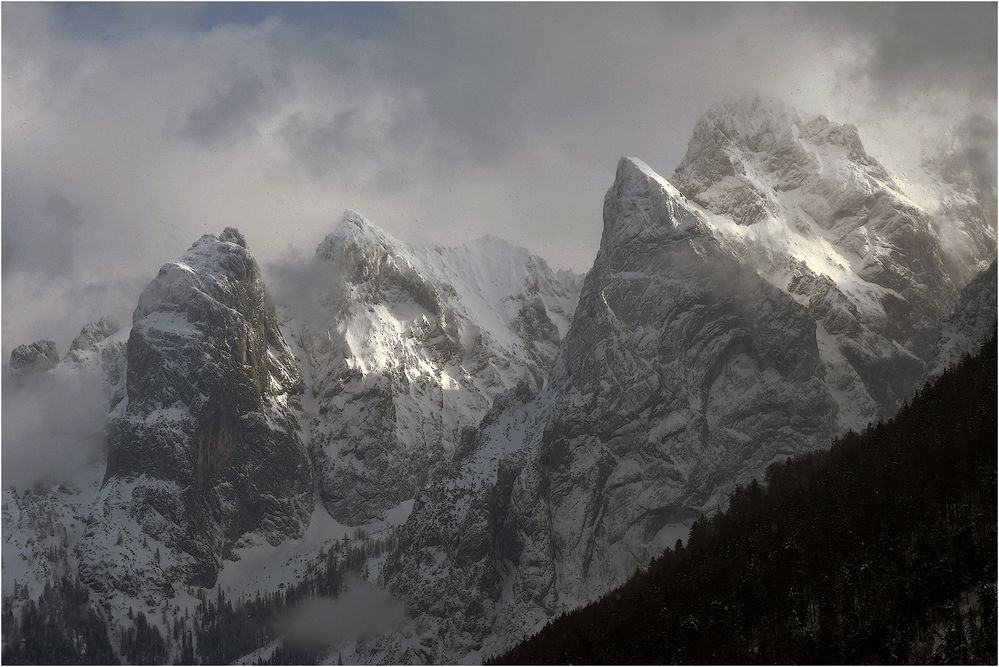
[
  {"x1": 79, "y1": 228, "x2": 312, "y2": 603},
  {"x1": 8, "y1": 340, "x2": 59, "y2": 377},
  {"x1": 672, "y1": 94, "x2": 990, "y2": 423}
]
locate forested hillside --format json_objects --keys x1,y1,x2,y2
[
  {"x1": 2, "y1": 528, "x2": 396, "y2": 664},
  {"x1": 493, "y1": 334, "x2": 997, "y2": 665}
]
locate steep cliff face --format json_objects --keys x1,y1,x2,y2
[
  {"x1": 670, "y1": 94, "x2": 985, "y2": 422},
  {"x1": 282, "y1": 211, "x2": 581, "y2": 524},
  {"x1": 931, "y1": 261, "x2": 998, "y2": 374},
  {"x1": 494, "y1": 157, "x2": 834, "y2": 646},
  {"x1": 370, "y1": 158, "x2": 837, "y2": 663},
  {"x1": 524, "y1": 158, "x2": 833, "y2": 591},
  {"x1": 80, "y1": 228, "x2": 312, "y2": 598}
]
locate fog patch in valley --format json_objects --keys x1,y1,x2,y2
[{"x1": 278, "y1": 579, "x2": 406, "y2": 653}]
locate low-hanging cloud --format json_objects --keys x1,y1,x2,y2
[
  {"x1": 952, "y1": 113, "x2": 999, "y2": 200},
  {"x1": 278, "y1": 580, "x2": 406, "y2": 651},
  {"x1": 1, "y1": 367, "x2": 109, "y2": 489},
  {"x1": 263, "y1": 242, "x2": 342, "y2": 331}
]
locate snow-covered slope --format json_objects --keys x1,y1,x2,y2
[
  {"x1": 671, "y1": 94, "x2": 992, "y2": 423},
  {"x1": 279, "y1": 211, "x2": 582, "y2": 524},
  {"x1": 360, "y1": 382, "x2": 542, "y2": 663}
]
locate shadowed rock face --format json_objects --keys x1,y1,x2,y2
[
  {"x1": 88, "y1": 227, "x2": 312, "y2": 591},
  {"x1": 931, "y1": 260, "x2": 998, "y2": 374}
]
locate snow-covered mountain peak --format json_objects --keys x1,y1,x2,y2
[
  {"x1": 316, "y1": 209, "x2": 400, "y2": 267},
  {"x1": 133, "y1": 227, "x2": 265, "y2": 326},
  {"x1": 218, "y1": 226, "x2": 247, "y2": 247},
  {"x1": 673, "y1": 93, "x2": 905, "y2": 230},
  {"x1": 617, "y1": 156, "x2": 687, "y2": 199},
  {"x1": 454, "y1": 234, "x2": 536, "y2": 274},
  {"x1": 697, "y1": 92, "x2": 800, "y2": 140},
  {"x1": 668, "y1": 97, "x2": 968, "y2": 416},
  {"x1": 282, "y1": 210, "x2": 583, "y2": 524},
  {"x1": 315, "y1": 210, "x2": 560, "y2": 303},
  {"x1": 68, "y1": 317, "x2": 120, "y2": 354},
  {"x1": 601, "y1": 157, "x2": 702, "y2": 246},
  {"x1": 693, "y1": 92, "x2": 873, "y2": 165},
  {"x1": 84, "y1": 226, "x2": 311, "y2": 595},
  {"x1": 636, "y1": 96, "x2": 970, "y2": 428},
  {"x1": 309, "y1": 209, "x2": 580, "y2": 352}
]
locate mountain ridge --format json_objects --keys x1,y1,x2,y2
[{"x1": 2, "y1": 95, "x2": 995, "y2": 665}]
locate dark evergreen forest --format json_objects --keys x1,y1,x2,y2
[{"x1": 493, "y1": 334, "x2": 998, "y2": 665}]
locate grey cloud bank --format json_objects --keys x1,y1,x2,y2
[{"x1": 2, "y1": 2, "x2": 995, "y2": 357}]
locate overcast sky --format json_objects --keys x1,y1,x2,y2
[{"x1": 2, "y1": 2, "x2": 995, "y2": 356}]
